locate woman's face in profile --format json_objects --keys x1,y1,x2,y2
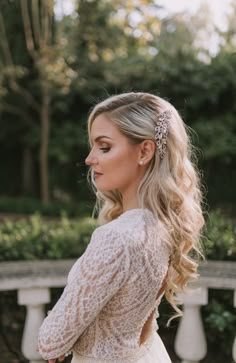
[{"x1": 85, "y1": 113, "x2": 142, "y2": 194}]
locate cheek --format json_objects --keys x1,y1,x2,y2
[
  {"x1": 100, "y1": 144, "x2": 138, "y2": 172},
  {"x1": 112, "y1": 149, "x2": 138, "y2": 172}
]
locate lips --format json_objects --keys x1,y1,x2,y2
[{"x1": 94, "y1": 172, "x2": 103, "y2": 177}]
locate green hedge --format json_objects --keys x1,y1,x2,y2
[
  {"x1": 0, "y1": 197, "x2": 94, "y2": 217},
  {"x1": 0, "y1": 208, "x2": 235, "y2": 262},
  {"x1": 0, "y1": 214, "x2": 96, "y2": 261},
  {"x1": 203, "y1": 209, "x2": 236, "y2": 260}
]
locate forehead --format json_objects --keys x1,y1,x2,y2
[{"x1": 90, "y1": 114, "x2": 122, "y2": 140}]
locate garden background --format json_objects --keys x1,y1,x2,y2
[{"x1": 0, "y1": 0, "x2": 236, "y2": 362}]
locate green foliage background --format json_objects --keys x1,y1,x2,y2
[{"x1": 0, "y1": 0, "x2": 236, "y2": 206}]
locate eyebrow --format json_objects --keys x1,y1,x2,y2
[{"x1": 93, "y1": 135, "x2": 113, "y2": 143}]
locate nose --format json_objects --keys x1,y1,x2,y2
[{"x1": 85, "y1": 150, "x2": 98, "y2": 166}]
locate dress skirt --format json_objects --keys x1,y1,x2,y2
[{"x1": 71, "y1": 332, "x2": 172, "y2": 363}]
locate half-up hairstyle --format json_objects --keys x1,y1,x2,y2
[{"x1": 87, "y1": 92, "x2": 205, "y2": 320}]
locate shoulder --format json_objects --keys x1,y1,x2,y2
[
  {"x1": 86, "y1": 215, "x2": 132, "y2": 258},
  {"x1": 92, "y1": 208, "x2": 155, "y2": 247},
  {"x1": 81, "y1": 217, "x2": 131, "y2": 275}
]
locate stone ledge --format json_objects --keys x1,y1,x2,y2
[
  {"x1": 0, "y1": 259, "x2": 75, "y2": 290},
  {"x1": 0, "y1": 259, "x2": 235, "y2": 291},
  {"x1": 197, "y1": 260, "x2": 236, "y2": 289}
]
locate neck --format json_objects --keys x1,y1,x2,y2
[{"x1": 121, "y1": 188, "x2": 140, "y2": 213}]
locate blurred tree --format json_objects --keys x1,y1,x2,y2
[
  {"x1": 69, "y1": 0, "x2": 164, "y2": 99},
  {"x1": 0, "y1": 0, "x2": 77, "y2": 202},
  {"x1": 0, "y1": 0, "x2": 36, "y2": 196},
  {"x1": 0, "y1": 0, "x2": 235, "y2": 207},
  {"x1": 217, "y1": 0, "x2": 236, "y2": 53}
]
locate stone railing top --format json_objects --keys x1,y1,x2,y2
[
  {"x1": 0, "y1": 259, "x2": 76, "y2": 290},
  {"x1": 197, "y1": 260, "x2": 236, "y2": 289},
  {"x1": 0, "y1": 259, "x2": 236, "y2": 291}
]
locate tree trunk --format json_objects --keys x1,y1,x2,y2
[
  {"x1": 22, "y1": 145, "x2": 34, "y2": 196},
  {"x1": 40, "y1": 84, "x2": 50, "y2": 203}
]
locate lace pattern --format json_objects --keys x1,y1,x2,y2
[{"x1": 38, "y1": 209, "x2": 170, "y2": 361}]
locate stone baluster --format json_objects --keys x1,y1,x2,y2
[
  {"x1": 174, "y1": 287, "x2": 208, "y2": 363},
  {"x1": 233, "y1": 290, "x2": 236, "y2": 362},
  {"x1": 18, "y1": 287, "x2": 50, "y2": 363}
]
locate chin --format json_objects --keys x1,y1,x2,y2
[
  {"x1": 95, "y1": 184, "x2": 109, "y2": 192},
  {"x1": 96, "y1": 185, "x2": 119, "y2": 193},
  {"x1": 97, "y1": 187, "x2": 112, "y2": 192}
]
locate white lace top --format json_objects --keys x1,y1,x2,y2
[{"x1": 38, "y1": 208, "x2": 170, "y2": 361}]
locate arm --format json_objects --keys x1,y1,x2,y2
[{"x1": 37, "y1": 226, "x2": 130, "y2": 360}]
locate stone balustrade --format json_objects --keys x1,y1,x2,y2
[{"x1": 0, "y1": 260, "x2": 235, "y2": 363}]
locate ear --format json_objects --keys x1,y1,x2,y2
[{"x1": 138, "y1": 140, "x2": 156, "y2": 165}]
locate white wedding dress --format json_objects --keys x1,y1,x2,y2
[{"x1": 38, "y1": 209, "x2": 172, "y2": 363}]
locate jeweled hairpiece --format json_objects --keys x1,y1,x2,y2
[{"x1": 154, "y1": 110, "x2": 172, "y2": 160}]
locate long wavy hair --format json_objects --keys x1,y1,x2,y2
[{"x1": 87, "y1": 92, "x2": 205, "y2": 319}]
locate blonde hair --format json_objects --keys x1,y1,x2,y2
[{"x1": 87, "y1": 92, "x2": 205, "y2": 320}]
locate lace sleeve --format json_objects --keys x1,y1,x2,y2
[{"x1": 38, "y1": 226, "x2": 130, "y2": 360}]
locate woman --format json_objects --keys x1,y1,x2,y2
[{"x1": 38, "y1": 92, "x2": 204, "y2": 363}]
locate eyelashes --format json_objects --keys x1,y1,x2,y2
[
  {"x1": 88, "y1": 146, "x2": 111, "y2": 154},
  {"x1": 100, "y1": 147, "x2": 110, "y2": 153}
]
